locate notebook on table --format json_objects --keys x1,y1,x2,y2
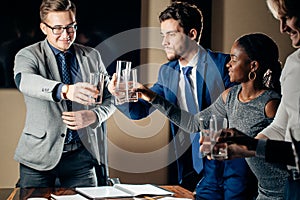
[{"x1": 75, "y1": 184, "x2": 174, "y2": 199}]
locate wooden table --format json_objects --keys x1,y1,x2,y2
[{"x1": 1, "y1": 185, "x2": 194, "y2": 200}]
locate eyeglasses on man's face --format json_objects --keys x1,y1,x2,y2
[{"x1": 43, "y1": 22, "x2": 77, "y2": 35}]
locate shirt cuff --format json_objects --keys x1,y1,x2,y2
[
  {"x1": 55, "y1": 83, "x2": 64, "y2": 101},
  {"x1": 256, "y1": 139, "x2": 267, "y2": 158},
  {"x1": 150, "y1": 94, "x2": 159, "y2": 104}
]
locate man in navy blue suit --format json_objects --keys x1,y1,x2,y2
[{"x1": 108, "y1": 2, "x2": 245, "y2": 198}]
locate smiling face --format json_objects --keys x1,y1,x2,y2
[
  {"x1": 40, "y1": 10, "x2": 76, "y2": 52},
  {"x1": 160, "y1": 18, "x2": 193, "y2": 61},
  {"x1": 226, "y1": 42, "x2": 253, "y2": 83},
  {"x1": 267, "y1": 0, "x2": 300, "y2": 49},
  {"x1": 278, "y1": 15, "x2": 300, "y2": 48}
]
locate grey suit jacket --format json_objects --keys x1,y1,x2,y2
[{"x1": 13, "y1": 39, "x2": 115, "y2": 171}]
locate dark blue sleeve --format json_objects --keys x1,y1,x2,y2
[{"x1": 55, "y1": 83, "x2": 64, "y2": 101}]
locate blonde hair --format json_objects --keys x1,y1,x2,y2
[{"x1": 266, "y1": 0, "x2": 300, "y2": 19}]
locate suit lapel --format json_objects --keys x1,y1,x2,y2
[
  {"x1": 196, "y1": 47, "x2": 226, "y2": 111},
  {"x1": 205, "y1": 51, "x2": 226, "y2": 103},
  {"x1": 196, "y1": 48, "x2": 207, "y2": 111},
  {"x1": 74, "y1": 45, "x2": 88, "y2": 83},
  {"x1": 166, "y1": 61, "x2": 180, "y2": 104},
  {"x1": 42, "y1": 40, "x2": 66, "y2": 111},
  {"x1": 42, "y1": 40, "x2": 62, "y2": 82}
]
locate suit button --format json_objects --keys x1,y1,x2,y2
[{"x1": 61, "y1": 133, "x2": 65, "y2": 137}]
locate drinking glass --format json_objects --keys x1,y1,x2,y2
[
  {"x1": 210, "y1": 115, "x2": 228, "y2": 160},
  {"x1": 125, "y1": 68, "x2": 138, "y2": 102},
  {"x1": 199, "y1": 117, "x2": 211, "y2": 156},
  {"x1": 115, "y1": 60, "x2": 138, "y2": 105},
  {"x1": 89, "y1": 72, "x2": 105, "y2": 105}
]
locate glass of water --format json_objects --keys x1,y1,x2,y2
[
  {"x1": 199, "y1": 117, "x2": 211, "y2": 156},
  {"x1": 115, "y1": 60, "x2": 138, "y2": 105},
  {"x1": 89, "y1": 72, "x2": 105, "y2": 105},
  {"x1": 210, "y1": 115, "x2": 228, "y2": 160}
]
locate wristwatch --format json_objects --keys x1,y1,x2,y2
[{"x1": 61, "y1": 84, "x2": 69, "y2": 100}]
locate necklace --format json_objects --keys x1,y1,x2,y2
[{"x1": 238, "y1": 90, "x2": 265, "y2": 102}]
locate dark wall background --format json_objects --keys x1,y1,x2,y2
[
  {"x1": 0, "y1": 0, "x2": 211, "y2": 45},
  {"x1": 172, "y1": 0, "x2": 212, "y2": 49},
  {"x1": 0, "y1": 0, "x2": 141, "y2": 44},
  {"x1": 0, "y1": 1, "x2": 42, "y2": 44},
  {"x1": 0, "y1": 0, "x2": 211, "y2": 87},
  {"x1": 0, "y1": 0, "x2": 141, "y2": 87}
]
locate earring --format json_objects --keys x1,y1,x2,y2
[{"x1": 248, "y1": 71, "x2": 256, "y2": 81}]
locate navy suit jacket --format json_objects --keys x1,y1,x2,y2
[{"x1": 118, "y1": 46, "x2": 234, "y2": 183}]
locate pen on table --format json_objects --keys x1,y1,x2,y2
[
  {"x1": 143, "y1": 196, "x2": 155, "y2": 200},
  {"x1": 143, "y1": 195, "x2": 164, "y2": 200},
  {"x1": 7, "y1": 188, "x2": 18, "y2": 200}
]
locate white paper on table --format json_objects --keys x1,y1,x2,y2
[{"x1": 50, "y1": 193, "x2": 88, "y2": 200}]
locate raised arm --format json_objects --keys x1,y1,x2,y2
[{"x1": 136, "y1": 84, "x2": 227, "y2": 133}]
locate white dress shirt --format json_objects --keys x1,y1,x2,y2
[
  {"x1": 176, "y1": 48, "x2": 200, "y2": 145},
  {"x1": 177, "y1": 48, "x2": 200, "y2": 113},
  {"x1": 262, "y1": 48, "x2": 300, "y2": 142}
]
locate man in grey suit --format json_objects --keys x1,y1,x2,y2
[{"x1": 13, "y1": 0, "x2": 115, "y2": 187}]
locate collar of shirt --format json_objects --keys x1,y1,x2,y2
[
  {"x1": 179, "y1": 47, "x2": 199, "y2": 90},
  {"x1": 46, "y1": 41, "x2": 78, "y2": 75},
  {"x1": 47, "y1": 40, "x2": 75, "y2": 57},
  {"x1": 178, "y1": 48, "x2": 199, "y2": 70}
]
